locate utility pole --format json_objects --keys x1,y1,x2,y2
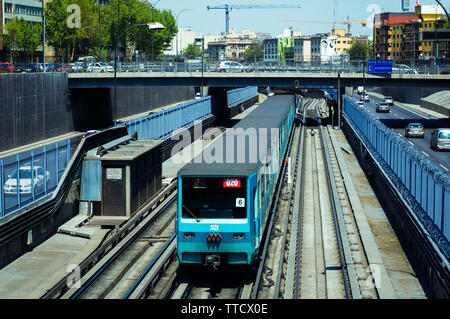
[{"x1": 42, "y1": 0, "x2": 46, "y2": 71}]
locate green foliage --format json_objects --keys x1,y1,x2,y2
[
  {"x1": 2, "y1": 17, "x2": 42, "y2": 61},
  {"x1": 182, "y1": 42, "x2": 202, "y2": 59},
  {"x1": 43, "y1": 0, "x2": 176, "y2": 62},
  {"x1": 346, "y1": 41, "x2": 370, "y2": 60},
  {"x1": 244, "y1": 42, "x2": 263, "y2": 62}
]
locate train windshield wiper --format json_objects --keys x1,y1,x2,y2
[{"x1": 183, "y1": 205, "x2": 200, "y2": 222}]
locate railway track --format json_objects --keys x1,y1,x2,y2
[
  {"x1": 43, "y1": 96, "x2": 384, "y2": 300},
  {"x1": 42, "y1": 182, "x2": 177, "y2": 299},
  {"x1": 252, "y1": 98, "x2": 379, "y2": 299}
]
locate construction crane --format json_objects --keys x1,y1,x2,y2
[
  {"x1": 278, "y1": 16, "x2": 367, "y2": 34},
  {"x1": 207, "y1": 4, "x2": 302, "y2": 35}
]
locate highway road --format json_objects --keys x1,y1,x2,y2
[{"x1": 351, "y1": 92, "x2": 450, "y2": 173}]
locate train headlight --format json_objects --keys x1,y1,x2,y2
[
  {"x1": 184, "y1": 232, "x2": 195, "y2": 239},
  {"x1": 233, "y1": 233, "x2": 245, "y2": 240}
]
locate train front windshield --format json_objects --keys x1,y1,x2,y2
[{"x1": 182, "y1": 177, "x2": 247, "y2": 219}]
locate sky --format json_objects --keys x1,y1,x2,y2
[{"x1": 154, "y1": 0, "x2": 449, "y2": 37}]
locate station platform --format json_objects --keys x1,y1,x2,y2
[{"x1": 0, "y1": 229, "x2": 109, "y2": 299}]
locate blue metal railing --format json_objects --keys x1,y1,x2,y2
[
  {"x1": 227, "y1": 86, "x2": 258, "y2": 107},
  {"x1": 0, "y1": 140, "x2": 71, "y2": 218},
  {"x1": 342, "y1": 95, "x2": 450, "y2": 248},
  {"x1": 118, "y1": 97, "x2": 212, "y2": 139}
]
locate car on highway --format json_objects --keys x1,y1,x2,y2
[
  {"x1": 3, "y1": 165, "x2": 50, "y2": 195},
  {"x1": 376, "y1": 102, "x2": 390, "y2": 113},
  {"x1": 405, "y1": 123, "x2": 424, "y2": 138},
  {"x1": 195, "y1": 92, "x2": 201, "y2": 99},
  {"x1": 384, "y1": 96, "x2": 394, "y2": 106},
  {"x1": 431, "y1": 128, "x2": 450, "y2": 151},
  {"x1": 217, "y1": 61, "x2": 245, "y2": 73},
  {"x1": 0, "y1": 62, "x2": 15, "y2": 73},
  {"x1": 360, "y1": 93, "x2": 369, "y2": 102},
  {"x1": 357, "y1": 101, "x2": 364, "y2": 107}
]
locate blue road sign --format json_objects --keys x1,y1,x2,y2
[{"x1": 367, "y1": 60, "x2": 393, "y2": 74}]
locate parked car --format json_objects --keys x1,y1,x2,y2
[
  {"x1": 72, "y1": 62, "x2": 84, "y2": 73},
  {"x1": 217, "y1": 61, "x2": 245, "y2": 73},
  {"x1": 405, "y1": 123, "x2": 424, "y2": 138},
  {"x1": 392, "y1": 64, "x2": 419, "y2": 74},
  {"x1": 3, "y1": 165, "x2": 50, "y2": 195},
  {"x1": 0, "y1": 62, "x2": 15, "y2": 73},
  {"x1": 57, "y1": 63, "x2": 74, "y2": 72},
  {"x1": 384, "y1": 96, "x2": 394, "y2": 106},
  {"x1": 431, "y1": 128, "x2": 450, "y2": 151},
  {"x1": 376, "y1": 102, "x2": 390, "y2": 113}
]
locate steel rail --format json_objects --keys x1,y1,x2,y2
[
  {"x1": 65, "y1": 192, "x2": 177, "y2": 299},
  {"x1": 43, "y1": 181, "x2": 177, "y2": 299},
  {"x1": 316, "y1": 101, "x2": 353, "y2": 299}
]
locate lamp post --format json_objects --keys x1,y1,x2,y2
[
  {"x1": 114, "y1": 22, "x2": 164, "y2": 114},
  {"x1": 175, "y1": 9, "x2": 192, "y2": 57}
]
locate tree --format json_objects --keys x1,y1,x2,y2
[
  {"x1": 2, "y1": 18, "x2": 41, "y2": 62},
  {"x1": 244, "y1": 42, "x2": 263, "y2": 62},
  {"x1": 45, "y1": 0, "x2": 103, "y2": 61},
  {"x1": 101, "y1": 0, "x2": 177, "y2": 61},
  {"x1": 346, "y1": 42, "x2": 370, "y2": 61},
  {"x1": 182, "y1": 42, "x2": 202, "y2": 59}
]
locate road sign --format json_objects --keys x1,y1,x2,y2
[{"x1": 367, "y1": 60, "x2": 393, "y2": 74}]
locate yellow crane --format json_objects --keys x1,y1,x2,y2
[{"x1": 277, "y1": 16, "x2": 366, "y2": 34}]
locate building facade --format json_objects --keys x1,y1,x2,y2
[
  {"x1": 373, "y1": 5, "x2": 448, "y2": 63},
  {"x1": 208, "y1": 38, "x2": 254, "y2": 62}
]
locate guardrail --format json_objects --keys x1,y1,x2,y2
[
  {"x1": 342, "y1": 95, "x2": 450, "y2": 255},
  {"x1": 15, "y1": 60, "x2": 447, "y2": 75},
  {"x1": 0, "y1": 140, "x2": 71, "y2": 218},
  {"x1": 116, "y1": 97, "x2": 212, "y2": 139},
  {"x1": 227, "y1": 86, "x2": 258, "y2": 107}
]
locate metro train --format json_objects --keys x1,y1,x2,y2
[{"x1": 176, "y1": 95, "x2": 296, "y2": 268}]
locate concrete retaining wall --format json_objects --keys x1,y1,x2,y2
[{"x1": 0, "y1": 73, "x2": 73, "y2": 152}]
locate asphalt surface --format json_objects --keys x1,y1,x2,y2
[{"x1": 351, "y1": 92, "x2": 450, "y2": 173}]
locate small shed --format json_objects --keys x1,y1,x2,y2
[{"x1": 79, "y1": 134, "x2": 163, "y2": 219}]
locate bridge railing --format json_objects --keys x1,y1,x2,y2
[
  {"x1": 117, "y1": 97, "x2": 212, "y2": 139},
  {"x1": 342, "y1": 95, "x2": 450, "y2": 250},
  {"x1": 0, "y1": 140, "x2": 71, "y2": 218},
  {"x1": 227, "y1": 86, "x2": 258, "y2": 107},
  {"x1": 62, "y1": 60, "x2": 448, "y2": 75}
]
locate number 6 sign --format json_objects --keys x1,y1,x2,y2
[{"x1": 236, "y1": 198, "x2": 245, "y2": 207}]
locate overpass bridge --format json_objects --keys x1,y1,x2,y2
[{"x1": 68, "y1": 72, "x2": 450, "y2": 89}]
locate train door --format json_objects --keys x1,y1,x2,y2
[{"x1": 253, "y1": 183, "x2": 260, "y2": 248}]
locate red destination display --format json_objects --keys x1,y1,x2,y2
[{"x1": 223, "y1": 178, "x2": 241, "y2": 188}]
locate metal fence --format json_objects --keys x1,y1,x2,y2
[
  {"x1": 342, "y1": 95, "x2": 450, "y2": 245},
  {"x1": 0, "y1": 140, "x2": 71, "y2": 217},
  {"x1": 119, "y1": 97, "x2": 212, "y2": 139},
  {"x1": 227, "y1": 86, "x2": 258, "y2": 107}
]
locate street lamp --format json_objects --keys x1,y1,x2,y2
[
  {"x1": 175, "y1": 9, "x2": 192, "y2": 57},
  {"x1": 114, "y1": 22, "x2": 164, "y2": 115}
]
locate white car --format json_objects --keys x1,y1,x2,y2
[
  {"x1": 87, "y1": 62, "x2": 114, "y2": 73},
  {"x1": 195, "y1": 93, "x2": 202, "y2": 99},
  {"x1": 3, "y1": 165, "x2": 50, "y2": 195},
  {"x1": 217, "y1": 61, "x2": 245, "y2": 73},
  {"x1": 357, "y1": 101, "x2": 364, "y2": 107}
]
